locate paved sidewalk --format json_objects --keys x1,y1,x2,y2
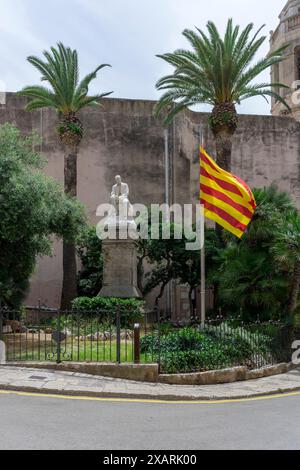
[{"x1": 1, "y1": 366, "x2": 300, "y2": 400}]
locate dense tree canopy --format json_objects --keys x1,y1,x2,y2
[
  {"x1": 0, "y1": 124, "x2": 86, "y2": 307},
  {"x1": 76, "y1": 225, "x2": 103, "y2": 297}
]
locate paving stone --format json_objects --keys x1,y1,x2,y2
[{"x1": 1, "y1": 365, "x2": 300, "y2": 400}]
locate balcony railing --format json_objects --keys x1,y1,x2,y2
[{"x1": 287, "y1": 14, "x2": 300, "y2": 32}]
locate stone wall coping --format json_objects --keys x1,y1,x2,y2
[{"x1": 5, "y1": 361, "x2": 295, "y2": 386}]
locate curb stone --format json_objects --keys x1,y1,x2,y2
[
  {"x1": 1, "y1": 365, "x2": 300, "y2": 401},
  {"x1": 1, "y1": 383, "x2": 300, "y2": 401},
  {"x1": 3, "y1": 361, "x2": 296, "y2": 385}
]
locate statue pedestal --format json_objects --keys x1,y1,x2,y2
[{"x1": 99, "y1": 236, "x2": 142, "y2": 299}]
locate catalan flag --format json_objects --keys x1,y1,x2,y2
[{"x1": 200, "y1": 147, "x2": 256, "y2": 238}]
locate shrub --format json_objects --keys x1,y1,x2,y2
[
  {"x1": 76, "y1": 225, "x2": 103, "y2": 297},
  {"x1": 72, "y1": 296, "x2": 145, "y2": 325},
  {"x1": 141, "y1": 325, "x2": 273, "y2": 374},
  {"x1": 0, "y1": 123, "x2": 86, "y2": 308}
]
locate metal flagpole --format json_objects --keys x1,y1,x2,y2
[
  {"x1": 200, "y1": 130, "x2": 206, "y2": 327},
  {"x1": 164, "y1": 129, "x2": 171, "y2": 315}
]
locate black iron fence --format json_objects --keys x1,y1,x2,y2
[
  {"x1": 0, "y1": 306, "x2": 297, "y2": 374},
  {"x1": 0, "y1": 306, "x2": 160, "y2": 365},
  {"x1": 147, "y1": 316, "x2": 296, "y2": 374}
]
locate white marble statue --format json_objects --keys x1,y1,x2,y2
[
  {"x1": 110, "y1": 175, "x2": 131, "y2": 216},
  {"x1": 108, "y1": 175, "x2": 135, "y2": 226},
  {"x1": 96, "y1": 175, "x2": 138, "y2": 240}
]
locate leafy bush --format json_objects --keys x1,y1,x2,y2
[
  {"x1": 76, "y1": 226, "x2": 103, "y2": 297},
  {"x1": 0, "y1": 123, "x2": 86, "y2": 308},
  {"x1": 72, "y1": 296, "x2": 145, "y2": 324},
  {"x1": 141, "y1": 325, "x2": 273, "y2": 374}
]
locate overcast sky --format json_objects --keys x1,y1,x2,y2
[{"x1": 0, "y1": 0, "x2": 286, "y2": 115}]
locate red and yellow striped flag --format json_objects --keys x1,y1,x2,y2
[{"x1": 200, "y1": 147, "x2": 256, "y2": 238}]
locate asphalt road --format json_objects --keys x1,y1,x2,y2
[{"x1": 0, "y1": 391, "x2": 299, "y2": 450}]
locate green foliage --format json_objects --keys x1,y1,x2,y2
[
  {"x1": 215, "y1": 186, "x2": 297, "y2": 321},
  {"x1": 76, "y1": 226, "x2": 103, "y2": 297},
  {"x1": 72, "y1": 296, "x2": 145, "y2": 323},
  {"x1": 155, "y1": 19, "x2": 289, "y2": 125},
  {"x1": 138, "y1": 219, "x2": 218, "y2": 311},
  {"x1": 138, "y1": 221, "x2": 191, "y2": 302},
  {"x1": 0, "y1": 123, "x2": 86, "y2": 307},
  {"x1": 272, "y1": 211, "x2": 300, "y2": 267},
  {"x1": 18, "y1": 42, "x2": 112, "y2": 115},
  {"x1": 141, "y1": 325, "x2": 272, "y2": 374},
  {"x1": 58, "y1": 121, "x2": 82, "y2": 136},
  {"x1": 217, "y1": 246, "x2": 287, "y2": 321},
  {"x1": 271, "y1": 211, "x2": 300, "y2": 321}
]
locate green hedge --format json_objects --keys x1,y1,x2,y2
[{"x1": 72, "y1": 296, "x2": 145, "y2": 324}]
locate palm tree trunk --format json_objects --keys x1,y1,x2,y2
[
  {"x1": 287, "y1": 262, "x2": 300, "y2": 322},
  {"x1": 211, "y1": 102, "x2": 237, "y2": 172},
  {"x1": 214, "y1": 129, "x2": 235, "y2": 242},
  {"x1": 215, "y1": 129, "x2": 233, "y2": 172},
  {"x1": 60, "y1": 150, "x2": 78, "y2": 310}
]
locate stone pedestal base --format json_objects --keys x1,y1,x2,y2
[{"x1": 99, "y1": 238, "x2": 142, "y2": 299}]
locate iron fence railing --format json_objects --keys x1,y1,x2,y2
[
  {"x1": 150, "y1": 316, "x2": 295, "y2": 374},
  {"x1": 0, "y1": 306, "x2": 159, "y2": 365},
  {"x1": 0, "y1": 306, "x2": 297, "y2": 374}
]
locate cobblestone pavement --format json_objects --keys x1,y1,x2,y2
[{"x1": 0, "y1": 366, "x2": 300, "y2": 400}]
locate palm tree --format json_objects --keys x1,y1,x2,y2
[
  {"x1": 155, "y1": 19, "x2": 289, "y2": 171},
  {"x1": 216, "y1": 187, "x2": 296, "y2": 321},
  {"x1": 217, "y1": 244, "x2": 286, "y2": 321},
  {"x1": 18, "y1": 43, "x2": 112, "y2": 309},
  {"x1": 272, "y1": 211, "x2": 300, "y2": 323}
]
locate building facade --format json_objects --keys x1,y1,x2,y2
[
  {"x1": 1, "y1": 1, "x2": 300, "y2": 314},
  {"x1": 270, "y1": 0, "x2": 300, "y2": 119},
  {"x1": 1, "y1": 92, "x2": 300, "y2": 314}
]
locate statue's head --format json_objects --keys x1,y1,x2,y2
[{"x1": 115, "y1": 175, "x2": 122, "y2": 184}]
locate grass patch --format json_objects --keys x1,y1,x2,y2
[{"x1": 4, "y1": 334, "x2": 155, "y2": 364}]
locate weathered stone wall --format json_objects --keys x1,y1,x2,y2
[
  {"x1": 176, "y1": 110, "x2": 300, "y2": 208},
  {"x1": 0, "y1": 93, "x2": 300, "y2": 308}
]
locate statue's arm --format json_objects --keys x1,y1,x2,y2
[{"x1": 111, "y1": 185, "x2": 117, "y2": 198}]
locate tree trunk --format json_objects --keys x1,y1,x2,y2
[
  {"x1": 155, "y1": 281, "x2": 168, "y2": 308},
  {"x1": 60, "y1": 150, "x2": 78, "y2": 311},
  {"x1": 214, "y1": 127, "x2": 232, "y2": 241},
  {"x1": 215, "y1": 129, "x2": 234, "y2": 172},
  {"x1": 137, "y1": 255, "x2": 145, "y2": 295},
  {"x1": 210, "y1": 102, "x2": 237, "y2": 172},
  {"x1": 287, "y1": 262, "x2": 300, "y2": 322},
  {"x1": 188, "y1": 286, "x2": 194, "y2": 320},
  {"x1": 210, "y1": 103, "x2": 237, "y2": 240}
]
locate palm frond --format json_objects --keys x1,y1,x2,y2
[
  {"x1": 18, "y1": 43, "x2": 112, "y2": 115},
  {"x1": 156, "y1": 19, "x2": 288, "y2": 125}
]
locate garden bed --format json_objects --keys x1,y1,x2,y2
[{"x1": 141, "y1": 322, "x2": 291, "y2": 374}]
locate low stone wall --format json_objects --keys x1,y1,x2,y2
[
  {"x1": 5, "y1": 361, "x2": 295, "y2": 385},
  {"x1": 158, "y1": 363, "x2": 294, "y2": 385},
  {"x1": 6, "y1": 362, "x2": 159, "y2": 383}
]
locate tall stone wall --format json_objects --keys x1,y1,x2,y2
[
  {"x1": 0, "y1": 93, "x2": 300, "y2": 308},
  {"x1": 176, "y1": 111, "x2": 300, "y2": 208}
]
